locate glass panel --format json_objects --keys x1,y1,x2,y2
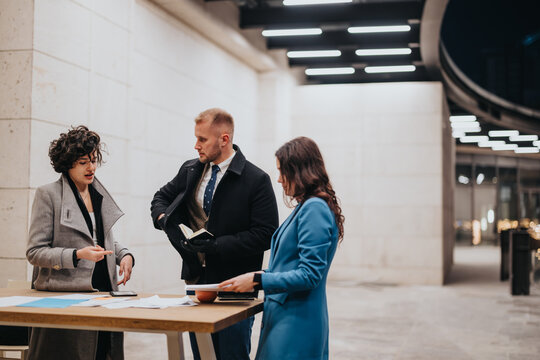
[{"x1": 498, "y1": 167, "x2": 518, "y2": 220}]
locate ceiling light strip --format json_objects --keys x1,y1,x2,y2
[
  {"x1": 509, "y1": 135, "x2": 539, "y2": 142},
  {"x1": 262, "y1": 28, "x2": 322, "y2": 37},
  {"x1": 355, "y1": 48, "x2": 412, "y2": 56},
  {"x1": 348, "y1": 25, "x2": 411, "y2": 34},
  {"x1": 449, "y1": 115, "x2": 477, "y2": 122},
  {"x1": 305, "y1": 67, "x2": 355, "y2": 75},
  {"x1": 488, "y1": 130, "x2": 519, "y2": 137},
  {"x1": 514, "y1": 147, "x2": 540, "y2": 154},
  {"x1": 283, "y1": 0, "x2": 352, "y2": 5},
  {"x1": 287, "y1": 50, "x2": 341, "y2": 58},
  {"x1": 364, "y1": 65, "x2": 415, "y2": 73}
]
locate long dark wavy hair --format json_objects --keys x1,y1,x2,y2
[
  {"x1": 275, "y1": 136, "x2": 344, "y2": 241},
  {"x1": 48, "y1": 125, "x2": 104, "y2": 173}
]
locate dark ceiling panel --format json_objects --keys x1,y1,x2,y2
[
  {"x1": 266, "y1": 26, "x2": 419, "y2": 49},
  {"x1": 240, "y1": 1, "x2": 423, "y2": 28}
]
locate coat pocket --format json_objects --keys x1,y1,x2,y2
[{"x1": 266, "y1": 292, "x2": 288, "y2": 305}]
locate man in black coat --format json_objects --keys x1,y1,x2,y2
[{"x1": 151, "y1": 108, "x2": 279, "y2": 360}]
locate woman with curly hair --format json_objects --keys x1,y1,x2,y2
[
  {"x1": 220, "y1": 136, "x2": 344, "y2": 360},
  {"x1": 26, "y1": 125, "x2": 134, "y2": 360}
]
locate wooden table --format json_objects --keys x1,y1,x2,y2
[{"x1": 0, "y1": 289, "x2": 263, "y2": 360}]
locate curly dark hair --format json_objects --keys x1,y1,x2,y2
[
  {"x1": 275, "y1": 136, "x2": 345, "y2": 241},
  {"x1": 48, "y1": 125, "x2": 104, "y2": 173}
]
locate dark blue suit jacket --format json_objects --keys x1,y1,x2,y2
[{"x1": 151, "y1": 145, "x2": 279, "y2": 282}]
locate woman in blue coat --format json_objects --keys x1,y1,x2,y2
[{"x1": 220, "y1": 136, "x2": 344, "y2": 360}]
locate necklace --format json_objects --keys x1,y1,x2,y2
[{"x1": 80, "y1": 190, "x2": 90, "y2": 203}]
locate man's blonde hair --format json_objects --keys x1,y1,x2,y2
[{"x1": 195, "y1": 108, "x2": 234, "y2": 139}]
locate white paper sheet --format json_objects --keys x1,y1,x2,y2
[
  {"x1": 0, "y1": 296, "x2": 38, "y2": 307},
  {"x1": 101, "y1": 295, "x2": 197, "y2": 309},
  {"x1": 49, "y1": 294, "x2": 106, "y2": 300},
  {"x1": 72, "y1": 297, "x2": 129, "y2": 307}
]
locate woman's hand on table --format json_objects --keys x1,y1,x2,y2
[
  {"x1": 117, "y1": 255, "x2": 133, "y2": 285},
  {"x1": 218, "y1": 271, "x2": 262, "y2": 293}
]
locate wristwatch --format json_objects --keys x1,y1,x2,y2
[{"x1": 253, "y1": 273, "x2": 262, "y2": 291}]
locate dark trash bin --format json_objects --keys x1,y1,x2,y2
[
  {"x1": 500, "y1": 229, "x2": 510, "y2": 281},
  {"x1": 510, "y1": 230, "x2": 540, "y2": 295}
]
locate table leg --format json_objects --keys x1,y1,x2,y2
[
  {"x1": 165, "y1": 332, "x2": 185, "y2": 360},
  {"x1": 195, "y1": 332, "x2": 217, "y2": 360}
]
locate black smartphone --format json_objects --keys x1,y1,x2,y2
[{"x1": 109, "y1": 290, "x2": 137, "y2": 297}]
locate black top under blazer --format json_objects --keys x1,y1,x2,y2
[{"x1": 151, "y1": 145, "x2": 279, "y2": 283}]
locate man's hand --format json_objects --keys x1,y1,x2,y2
[
  {"x1": 117, "y1": 255, "x2": 133, "y2": 286},
  {"x1": 76, "y1": 245, "x2": 113, "y2": 262},
  {"x1": 157, "y1": 213, "x2": 166, "y2": 230},
  {"x1": 182, "y1": 237, "x2": 217, "y2": 253}
]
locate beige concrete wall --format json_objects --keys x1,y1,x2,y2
[
  {"x1": 0, "y1": 0, "x2": 267, "y2": 292},
  {"x1": 0, "y1": 0, "x2": 454, "y2": 289},
  {"x1": 0, "y1": 0, "x2": 34, "y2": 288},
  {"x1": 290, "y1": 82, "x2": 452, "y2": 285}
]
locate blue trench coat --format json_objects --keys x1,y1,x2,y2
[{"x1": 256, "y1": 197, "x2": 339, "y2": 360}]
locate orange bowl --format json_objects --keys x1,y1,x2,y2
[{"x1": 195, "y1": 290, "x2": 217, "y2": 303}]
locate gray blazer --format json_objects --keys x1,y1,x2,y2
[{"x1": 27, "y1": 174, "x2": 129, "y2": 291}]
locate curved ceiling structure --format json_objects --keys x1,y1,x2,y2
[{"x1": 203, "y1": 0, "x2": 540, "y2": 151}]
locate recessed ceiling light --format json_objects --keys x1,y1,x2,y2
[
  {"x1": 492, "y1": 144, "x2": 518, "y2": 151},
  {"x1": 449, "y1": 115, "x2": 477, "y2": 122},
  {"x1": 348, "y1": 25, "x2": 411, "y2": 34},
  {"x1": 514, "y1": 147, "x2": 540, "y2": 154},
  {"x1": 459, "y1": 136, "x2": 489, "y2": 143},
  {"x1": 262, "y1": 28, "x2": 322, "y2": 37},
  {"x1": 355, "y1": 48, "x2": 412, "y2": 56},
  {"x1": 287, "y1": 50, "x2": 341, "y2": 58},
  {"x1": 364, "y1": 65, "x2": 415, "y2": 73},
  {"x1": 488, "y1": 130, "x2": 519, "y2": 137},
  {"x1": 478, "y1": 140, "x2": 505, "y2": 147},
  {"x1": 451, "y1": 121, "x2": 480, "y2": 129},
  {"x1": 509, "y1": 135, "x2": 539, "y2": 142},
  {"x1": 305, "y1": 67, "x2": 355, "y2": 75},
  {"x1": 283, "y1": 0, "x2": 352, "y2": 5}
]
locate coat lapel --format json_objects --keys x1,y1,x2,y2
[
  {"x1": 269, "y1": 205, "x2": 301, "y2": 266},
  {"x1": 91, "y1": 177, "x2": 123, "y2": 239},
  {"x1": 60, "y1": 175, "x2": 92, "y2": 239}
]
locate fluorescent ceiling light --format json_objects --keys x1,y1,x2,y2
[
  {"x1": 305, "y1": 67, "x2": 355, "y2": 75},
  {"x1": 355, "y1": 48, "x2": 411, "y2": 56},
  {"x1": 348, "y1": 25, "x2": 411, "y2": 34},
  {"x1": 492, "y1": 144, "x2": 518, "y2": 151},
  {"x1": 287, "y1": 50, "x2": 341, "y2": 58},
  {"x1": 478, "y1": 140, "x2": 505, "y2": 148},
  {"x1": 452, "y1": 131, "x2": 465, "y2": 138},
  {"x1": 514, "y1": 147, "x2": 540, "y2": 154},
  {"x1": 449, "y1": 115, "x2": 477, "y2": 122},
  {"x1": 284, "y1": 0, "x2": 352, "y2": 5},
  {"x1": 509, "y1": 135, "x2": 539, "y2": 142},
  {"x1": 462, "y1": 127, "x2": 481, "y2": 133},
  {"x1": 451, "y1": 121, "x2": 480, "y2": 129},
  {"x1": 534, "y1": 140, "x2": 540, "y2": 147},
  {"x1": 458, "y1": 175, "x2": 469, "y2": 185},
  {"x1": 488, "y1": 130, "x2": 519, "y2": 137},
  {"x1": 459, "y1": 136, "x2": 488, "y2": 143},
  {"x1": 476, "y1": 173, "x2": 485, "y2": 185},
  {"x1": 262, "y1": 28, "x2": 322, "y2": 37},
  {"x1": 364, "y1": 65, "x2": 415, "y2": 73}
]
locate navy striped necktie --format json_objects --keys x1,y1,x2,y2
[{"x1": 203, "y1": 164, "x2": 220, "y2": 216}]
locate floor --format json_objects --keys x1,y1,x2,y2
[{"x1": 124, "y1": 246, "x2": 540, "y2": 359}]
